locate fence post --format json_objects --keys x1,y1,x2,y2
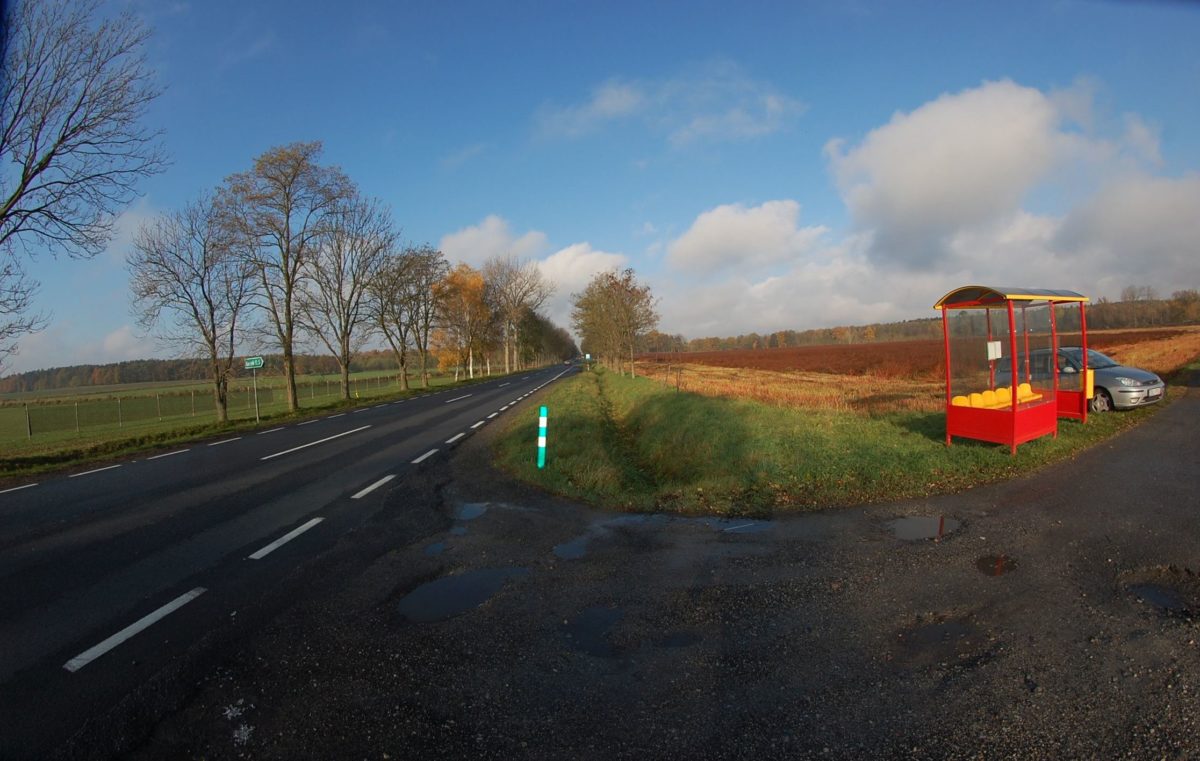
[
  {"x1": 156, "y1": 393, "x2": 162, "y2": 421},
  {"x1": 191, "y1": 390, "x2": 195, "y2": 416},
  {"x1": 118, "y1": 397, "x2": 123, "y2": 427},
  {"x1": 75, "y1": 401, "x2": 80, "y2": 434},
  {"x1": 25, "y1": 404, "x2": 32, "y2": 439}
]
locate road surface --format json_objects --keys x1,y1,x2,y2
[{"x1": 0, "y1": 365, "x2": 574, "y2": 759}]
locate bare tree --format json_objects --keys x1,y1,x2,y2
[
  {"x1": 224, "y1": 142, "x2": 352, "y2": 412},
  {"x1": 0, "y1": 0, "x2": 166, "y2": 367},
  {"x1": 0, "y1": 252, "x2": 45, "y2": 365},
  {"x1": 483, "y1": 255, "x2": 553, "y2": 374},
  {"x1": 298, "y1": 194, "x2": 396, "y2": 400},
  {"x1": 404, "y1": 244, "x2": 449, "y2": 388},
  {"x1": 366, "y1": 249, "x2": 416, "y2": 390},
  {"x1": 128, "y1": 193, "x2": 254, "y2": 422}
]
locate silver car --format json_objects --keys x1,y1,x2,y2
[{"x1": 1057, "y1": 348, "x2": 1165, "y2": 412}]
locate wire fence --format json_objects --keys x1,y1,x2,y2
[{"x1": 0, "y1": 374, "x2": 414, "y2": 445}]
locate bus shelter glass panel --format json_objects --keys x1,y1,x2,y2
[
  {"x1": 1011, "y1": 301, "x2": 1056, "y2": 408},
  {"x1": 947, "y1": 306, "x2": 1013, "y2": 409}
]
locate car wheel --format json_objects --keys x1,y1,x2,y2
[{"x1": 1090, "y1": 388, "x2": 1113, "y2": 413}]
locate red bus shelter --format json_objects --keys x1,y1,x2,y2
[{"x1": 935, "y1": 286, "x2": 1093, "y2": 454}]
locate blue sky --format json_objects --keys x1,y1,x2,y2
[{"x1": 11, "y1": 0, "x2": 1200, "y2": 373}]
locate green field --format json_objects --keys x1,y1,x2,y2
[
  {"x1": 495, "y1": 366, "x2": 1175, "y2": 516},
  {"x1": 0, "y1": 368, "x2": 490, "y2": 466}
]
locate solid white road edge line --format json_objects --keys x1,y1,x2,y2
[
  {"x1": 147, "y1": 449, "x2": 189, "y2": 460},
  {"x1": 470, "y1": 421, "x2": 485, "y2": 429},
  {"x1": 260, "y1": 425, "x2": 371, "y2": 461},
  {"x1": 351, "y1": 474, "x2": 395, "y2": 500},
  {"x1": 69, "y1": 464, "x2": 122, "y2": 478},
  {"x1": 444, "y1": 394, "x2": 472, "y2": 404},
  {"x1": 248, "y1": 517, "x2": 325, "y2": 560},
  {"x1": 411, "y1": 449, "x2": 438, "y2": 464},
  {"x1": 63, "y1": 587, "x2": 207, "y2": 672},
  {"x1": 208, "y1": 437, "x2": 242, "y2": 447},
  {"x1": 445, "y1": 432, "x2": 465, "y2": 444},
  {"x1": 0, "y1": 482, "x2": 37, "y2": 495}
]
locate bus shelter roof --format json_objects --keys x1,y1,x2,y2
[{"x1": 933, "y1": 285, "x2": 1089, "y2": 310}]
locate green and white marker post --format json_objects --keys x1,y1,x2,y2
[{"x1": 537, "y1": 405, "x2": 548, "y2": 469}]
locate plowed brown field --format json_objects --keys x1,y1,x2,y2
[
  {"x1": 642, "y1": 328, "x2": 1199, "y2": 381},
  {"x1": 637, "y1": 327, "x2": 1200, "y2": 415}
]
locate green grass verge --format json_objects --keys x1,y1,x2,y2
[{"x1": 495, "y1": 367, "x2": 1178, "y2": 517}]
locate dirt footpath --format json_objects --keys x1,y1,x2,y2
[{"x1": 129, "y1": 377, "x2": 1200, "y2": 760}]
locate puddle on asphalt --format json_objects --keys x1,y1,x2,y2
[
  {"x1": 656, "y1": 631, "x2": 702, "y2": 649},
  {"x1": 903, "y1": 620, "x2": 974, "y2": 648},
  {"x1": 889, "y1": 515, "x2": 960, "y2": 541},
  {"x1": 449, "y1": 526, "x2": 468, "y2": 536},
  {"x1": 553, "y1": 514, "x2": 774, "y2": 560},
  {"x1": 397, "y1": 568, "x2": 530, "y2": 623},
  {"x1": 1120, "y1": 566, "x2": 1200, "y2": 620},
  {"x1": 562, "y1": 606, "x2": 623, "y2": 658},
  {"x1": 454, "y1": 503, "x2": 489, "y2": 521},
  {"x1": 553, "y1": 535, "x2": 591, "y2": 560},
  {"x1": 423, "y1": 542, "x2": 446, "y2": 557},
  {"x1": 1129, "y1": 583, "x2": 1190, "y2": 614},
  {"x1": 976, "y1": 555, "x2": 1017, "y2": 576}
]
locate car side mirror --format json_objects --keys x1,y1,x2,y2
[{"x1": 1061, "y1": 366, "x2": 1077, "y2": 374}]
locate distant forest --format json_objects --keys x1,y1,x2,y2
[{"x1": 643, "y1": 289, "x2": 1200, "y2": 353}]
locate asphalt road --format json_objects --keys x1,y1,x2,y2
[
  {"x1": 0, "y1": 365, "x2": 575, "y2": 760},
  {"x1": 118, "y1": 372, "x2": 1199, "y2": 760}
]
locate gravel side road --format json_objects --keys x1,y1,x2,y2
[{"x1": 124, "y1": 376, "x2": 1200, "y2": 760}]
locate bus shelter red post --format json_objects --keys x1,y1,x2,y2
[
  {"x1": 1080, "y1": 302, "x2": 1089, "y2": 424},
  {"x1": 941, "y1": 306, "x2": 952, "y2": 447},
  {"x1": 1007, "y1": 301, "x2": 1019, "y2": 456}
]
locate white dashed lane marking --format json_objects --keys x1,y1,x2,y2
[
  {"x1": 63, "y1": 587, "x2": 207, "y2": 672},
  {"x1": 248, "y1": 517, "x2": 325, "y2": 560}
]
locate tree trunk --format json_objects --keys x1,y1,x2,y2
[
  {"x1": 339, "y1": 362, "x2": 351, "y2": 400},
  {"x1": 212, "y1": 373, "x2": 228, "y2": 423},
  {"x1": 468, "y1": 347, "x2": 474, "y2": 379},
  {"x1": 283, "y1": 343, "x2": 299, "y2": 412}
]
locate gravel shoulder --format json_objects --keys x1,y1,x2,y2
[{"x1": 125, "y1": 377, "x2": 1200, "y2": 760}]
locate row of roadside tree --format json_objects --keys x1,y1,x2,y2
[{"x1": 128, "y1": 141, "x2": 573, "y2": 423}]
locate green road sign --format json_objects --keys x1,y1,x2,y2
[{"x1": 244, "y1": 356, "x2": 264, "y2": 370}]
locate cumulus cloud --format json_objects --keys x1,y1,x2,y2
[
  {"x1": 826, "y1": 79, "x2": 1089, "y2": 268},
  {"x1": 537, "y1": 243, "x2": 628, "y2": 329},
  {"x1": 439, "y1": 215, "x2": 549, "y2": 268},
  {"x1": 537, "y1": 61, "x2": 804, "y2": 146},
  {"x1": 666, "y1": 200, "x2": 828, "y2": 274},
  {"x1": 1055, "y1": 173, "x2": 1200, "y2": 294}
]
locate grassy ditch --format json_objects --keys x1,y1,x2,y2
[{"x1": 495, "y1": 367, "x2": 1175, "y2": 516}]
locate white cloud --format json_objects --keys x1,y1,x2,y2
[
  {"x1": 102, "y1": 325, "x2": 146, "y2": 358},
  {"x1": 666, "y1": 200, "x2": 828, "y2": 274},
  {"x1": 536, "y1": 80, "x2": 647, "y2": 137},
  {"x1": 441, "y1": 142, "x2": 486, "y2": 170},
  {"x1": 1121, "y1": 114, "x2": 1162, "y2": 167},
  {"x1": 826, "y1": 79, "x2": 1085, "y2": 267},
  {"x1": 439, "y1": 215, "x2": 549, "y2": 268},
  {"x1": 537, "y1": 243, "x2": 628, "y2": 329},
  {"x1": 1054, "y1": 173, "x2": 1200, "y2": 294},
  {"x1": 537, "y1": 61, "x2": 804, "y2": 146}
]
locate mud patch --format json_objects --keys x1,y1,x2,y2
[
  {"x1": 889, "y1": 614, "x2": 983, "y2": 669},
  {"x1": 1120, "y1": 566, "x2": 1200, "y2": 620},
  {"x1": 976, "y1": 555, "x2": 1017, "y2": 576}
]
